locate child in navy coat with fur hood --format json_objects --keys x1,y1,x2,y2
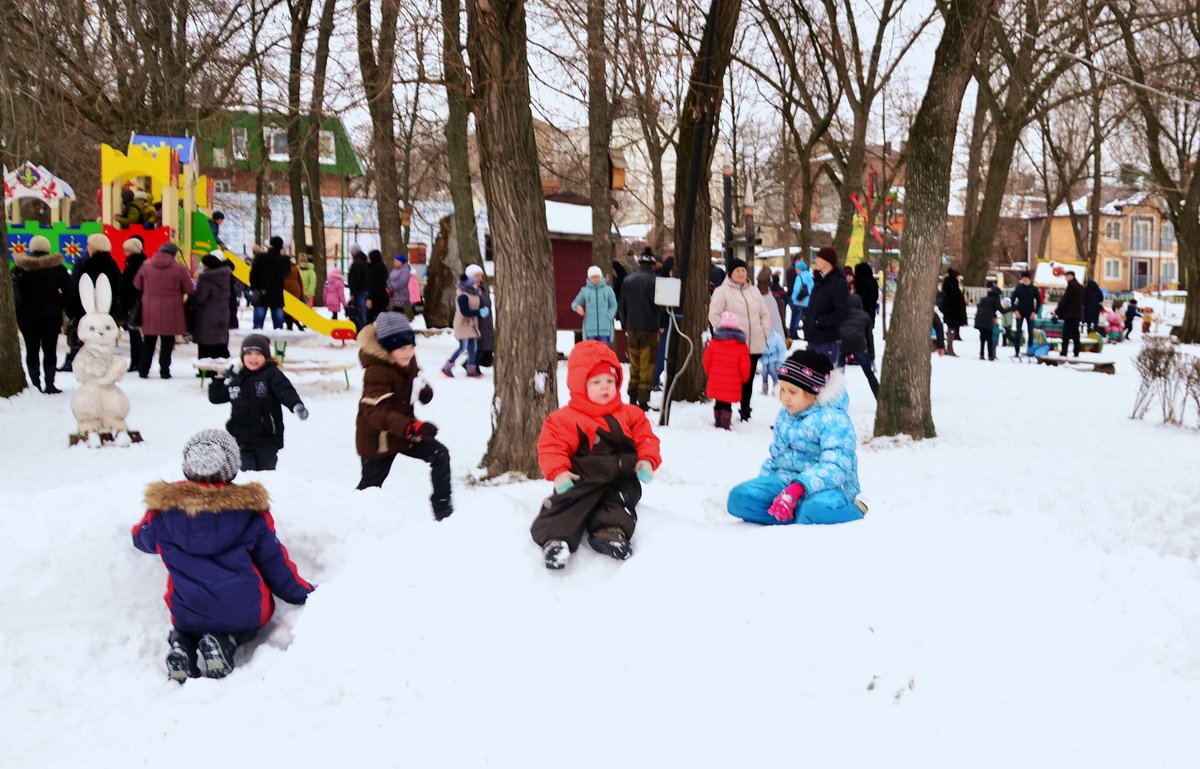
[{"x1": 133, "y1": 430, "x2": 314, "y2": 682}]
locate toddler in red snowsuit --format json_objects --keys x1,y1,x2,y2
[{"x1": 703, "y1": 311, "x2": 751, "y2": 430}]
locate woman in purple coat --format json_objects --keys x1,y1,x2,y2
[
  {"x1": 192, "y1": 253, "x2": 233, "y2": 363},
  {"x1": 133, "y1": 242, "x2": 195, "y2": 378}
]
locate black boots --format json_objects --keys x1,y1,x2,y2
[
  {"x1": 587, "y1": 527, "x2": 633, "y2": 561},
  {"x1": 166, "y1": 631, "x2": 201, "y2": 683},
  {"x1": 714, "y1": 408, "x2": 732, "y2": 430},
  {"x1": 197, "y1": 633, "x2": 238, "y2": 679}
]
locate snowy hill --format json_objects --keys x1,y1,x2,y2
[{"x1": 2, "y1": 321, "x2": 1199, "y2": 768}]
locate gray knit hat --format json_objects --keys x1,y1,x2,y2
[
  {"x1": 375, "y1": 312, "x2": 415, "y2": 351},
  {"x1": 182, "y1": 429, "x2": 240, "y2": 482}
]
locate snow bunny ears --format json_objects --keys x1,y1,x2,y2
[{"x1": 77, "y1": 274, "x2": 119, "y2": 348}]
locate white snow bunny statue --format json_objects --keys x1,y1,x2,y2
[{"x1": 70, "y1": 274, "x2": 139, "y2": 446}]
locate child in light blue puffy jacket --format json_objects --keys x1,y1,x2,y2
[
  {"x1": 759, "y1": 329, "x2": 787, "y2": 395},
  {"x1": 727, "y1": 349, "x2": 865, "y2": 525}
]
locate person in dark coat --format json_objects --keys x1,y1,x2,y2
[
  {"x1": 12, "y1": 236, "x2": 72, "y2": 393},
  {"x1": 1056, "y1": 271, "x2": 1085, "y2": 357},
  {"x1": 193, "y1": 254, "x2": 233, "y2": 362},
  {"x1": 1083, "y1": 278, "x2": 1103, "y2": 332},
  {"x1": 937, "y1": 268, "x2": 968, "y2": 356},
  {"x1": 120, "y1": 237, "x2": 147, "y2": 371},
  {"x1": 710, "y1": 259, "x2": 726, "y2": 292},
  {"x1": 365, "y1": 249, "x2": 390, "y2": 323},
  {"x1": 1009, "y1": 271, "x2": 1041, "y2": 357},
  {"x1": 60, "y1": 233, "x2": 118, "y2": 371},
  {"x1": 839, "y1": 293, "x2": 878, "y2": 397},
  {"x1": 208, "y1": 334, "x2": 308, "y2": 471},
  {"x1": 132, "y1": 429, "x2": 314, "y2": 681},
  {"x1": 249, "y1": 236, "x2": 287, "y2": 330},
  {"x1": 347, "y1": 246, "x2": 369, "y2": 329},
  {"x1": 618, "y1": 250, "x2": 661, "y2": 410},
  {"x1": 802, "y1": 247, "x2": 850, "y2": 366},
  {"x1": 611, "y1": 256, "x2": 629, "y2": 301},
  {"x1": 133, "y1": 242, "x2": 196, "y2": 379},
  {"x1": 852, "y1": 262, "x2": 880, "y2": 359},
  {"x1": 476, "y1": 274, "x2": 495, "y2": 368},
  {"x1": 973, "y1": 286, "x2": 1004, "y2": 361}
]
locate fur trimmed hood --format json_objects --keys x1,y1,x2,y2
[
  {"x1": 13, "y1": 251, "x2": 64, "y2": 271},
  {"x1": 815, "y1": 367, "x2": 848, "y2": 407},
  {"x1": 143, "y1": 481, "x2": 270, "y2": 515}
]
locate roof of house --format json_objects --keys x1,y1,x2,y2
[{"x1": 194, "y1": 110, "x2": 362, "y2": 177}]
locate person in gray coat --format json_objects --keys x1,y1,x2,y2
[{"x1": 193, "y1": 253, "x2": 233, "y2": 363}]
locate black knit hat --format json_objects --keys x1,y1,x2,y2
[
  {"x1": 269, "y1": 236, "x2": 284, "y2": 249},
  {"x1": 182, "y1": 429, "x2": 240, "y2": 483},
  {"x1": 728, "y1": 258, "x2": 748, "y2": 274},
  {"x1": 779, "y1": 349, "x2": 834, "y2": 395},
  {"x1": 814, "y1": 247, "x2": 838, "y2": 269},
  {"x1": 375, "y1": 312, "x2": 416, "y2": 351},
  {"x1": 241, "y1": 334, "x2": 271, "y2": 356},
  {"x1": 638, "y1": 246, "x2": 656, "y2": 265}
]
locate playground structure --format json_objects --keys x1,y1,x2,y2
[{"x1": 5, "y1": 135, "x2": 355, "y2": 340}]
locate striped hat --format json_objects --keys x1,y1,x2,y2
[
  {"x1": 375, "y1": 312, "x2": 415, "y2": 351},
  {"x1": 779, "y1": 349, "x2": 833, "y2": 395}
]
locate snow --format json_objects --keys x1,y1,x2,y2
[{"x1": 3, "y1": 313, "x2": 1200, "y2": 768}]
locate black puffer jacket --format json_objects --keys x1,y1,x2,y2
[
  {"x1": 208, "y1": 362, "x2": 303, "y2": 450},
  {"x1": 1010, "y1": 282, "x2": 1041, "y2": 316},
  {"x1": 839, "y1": 294, "x2": 871, "y2": 355},
  {"x1": 1057, "y1": 279, "x2": 1083, "y2": 320},
  {"x1": 803, "y1": 267, "x2": 850, "y2": 344},
  {"x1": 249, "y1": 248, "x2": 287, "y2": 308},
  {"x1": 974, "y1": 289, "x2": 1004, "y2": 330},
  {"x1": 618, "y1": 264, "x2": 660, "y2": 331},
  {"x1": 12, "y1": 252, "x2": 72, "y2": 333},
  {"x1": 73, "y1": 251, "x2": 124, "y2": 321}
]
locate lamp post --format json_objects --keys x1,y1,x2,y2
[
  {"x1": 722, "y1": 159, "x2": 734, "y2": 270},
  {"x1": 743, "y1": 178, "x2": 756, "y2": 265}
]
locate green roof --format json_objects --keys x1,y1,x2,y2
[{"x1": 194, "y1": 110, "x2": 362, "y2": 177}]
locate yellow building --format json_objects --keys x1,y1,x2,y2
[{"x1": 1026, "y1": 190, "x2": 1179, "y2": 292}]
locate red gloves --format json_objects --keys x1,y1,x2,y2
[
  {"x1": 406, "y1": 421, "x2": 439, "y2": 441},
  {"x1": 768, "y1": 482, "x2": 805, "y2": 523}
]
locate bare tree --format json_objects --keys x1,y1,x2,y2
[
  {"x1": 1109, "y1": 1, "x2": 1200, "y2": 342},
  {"x1": 874, "y1": 0, "x2": 1001, "y2": 439},
  {"x1": 441, "y1": 0, "x2": 483, "y2": 269},
  {"x1": 356, "y1": 0, "x2": 404, "y2": 262},
  {"x1": 588, "y1": 0, "x2": 617, "y2": 273},
  {"x1": 467, "y1": 0, "x2": 560, "y2": 477},
  {"x1": 668, "y1": 0, "x2": 743, "y2": 404}
]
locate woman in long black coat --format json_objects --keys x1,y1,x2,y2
[
  {"x1": 938, "y1": 269, "x2": 968, "y2": 356},
  {"x1": 853, "y1": 262, "x2": 881, "y2": 359},
  {"x1": 13, "y1": 237, "x2": 72, "y2": 392},
  {"x1": 365, "y1": 249, "x2": 390, "y2": 323}
]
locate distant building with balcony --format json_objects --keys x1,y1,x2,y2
[{"x1": 1025, "y1": 189, "x2": 1179, "y2": 292}]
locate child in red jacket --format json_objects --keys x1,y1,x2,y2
[
  {"x1": 133, "y1": 429, "x2": 314, "y2": 682},
  {"x1": 703, "y1": 311, "x2": 751, "y2": 430},
  {"x1": 532, "y1": 341, "x2": 662, "y2": 569}
]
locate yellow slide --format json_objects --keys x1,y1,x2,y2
[{"x1": 214, "y1": 248, "x2": 358, "y2": 340}]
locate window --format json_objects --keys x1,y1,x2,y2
[
  {"x1": 1130, "y1": 216, "x2": 1154, "y2": 251},
  {"x1": 231, "y1": 128, "x2": 248, "y2": 161},
  {"x1": 1161, "y1": 220, "x2": 1176, "y2": 249},
  {"x1": 1104, "y1": 258, "x2": 1121, "y2": 280},
  {"x1": 212, "y1": 180, "x2": 232, "y2": 193},
  {"x1": 318, "y1": 130, "x2": 336, "y2": 165},
  {"x1": 264, "y1": 127, "x2": 289, "y2": 161},
  {"x1": 212, "y1": 147, "x2": 229, "y2": 169},
  {"x1": 1103, "y1": 219, "x2": 1122, "y2": 241},
  {"x1": 1161, "y1": 260, "x2": 1177, "y2": 284}
]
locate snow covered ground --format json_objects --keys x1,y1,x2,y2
[{"x1": 3, "y1": 316, "x2": 1199, "y2": 768}]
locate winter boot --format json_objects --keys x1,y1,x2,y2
[
  {"x1": 465, "y1": 364, "x2": 482, "y2": 378},
  {"x1": 738, "y1": 406, "x2": 752, "y2": 422},
  {"x1": 543, "y1": 540, "x2": 570, "y2": 570},
  {"x1": 198, "y1": 633, "x2": 238, "y2": 679},
  {"x1": 587, "y1": 526, "x2": 633, "y2": 561},
  {"x1": 441, "y1": 361, "x2": 455, "y2": 377},
  {"x1": 761, "y1": 380, "x2": 768, "y2": 395},
  {"x1": 432, "y1": 497, "x2": 453, "y2": 521},
  {"x1": 165, "y1": 631, "x2": 200, "y2": 683},
  {"x1": 714, "y1": 408, "x2": 731, "y2": 430},
  {"x1": 43, "y1": 382, "x2": 62, "y2": 394}
]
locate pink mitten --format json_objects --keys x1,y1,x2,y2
[{"x1": 768, "y1": 482, "x2": 805, "y2": 523}]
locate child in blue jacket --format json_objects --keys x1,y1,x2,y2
[
  {"x1": 727, "y1": 349, "x2": 866, "y2": 525},
  {"x1": 133, "y1": 429, "x2": 314, "y2": 682}
]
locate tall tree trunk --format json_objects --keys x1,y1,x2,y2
[
  {"x1": 669, "y1": 0, "x2": 742, "y2": 404},
  {"x1": 304, "y1": 0, "x2": 337, "y2": 302},
  {"x1": 874, "y1": 0, "x2": 1000, "y2": 439},
  {"x1": 250, "y1": 0, "x2": 269, "y2": 247},
  {"x1": 468, "y1": 0, "x2": 560, "y2": 478},
  {"x1": 286, "y1": 0, "x2": 313, "y2": 253},
  {"x1": 355, "y1": 0, "x2": 403, "y2": 262},
  {"x1": 587, "y1": 0, "x2": 614, "y2": 274},
  {"x1": 441, "y1": 0, "x2": 483, "y2": 270},
  {"x1": 0, "y1": 213, "x2": 28, "y2": 397},
  {"x1": 832, "y1": 123, "x2": 868, "y2": 258},
  {"x1": 961, "y1": 88, "x2": 988, "y2": 278},
  {"x1": 963, "y1": 124, "x2": 1020, "y2": 283}
]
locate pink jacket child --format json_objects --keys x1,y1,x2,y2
[{"x1": 324, "y1": 268, "x2": 346, "y2": 315}]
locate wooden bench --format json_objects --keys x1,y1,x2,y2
[
  {"x1": 1035, "y1": 355, "x2": 1116, "y2": 375},
  {"x1": 194, "y1": 359, "x2": 355, "y2": 390}
]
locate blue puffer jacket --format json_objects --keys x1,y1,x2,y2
[
  {"x1": 133, "y1": 481, "x2": 314, "y2": 635},
  {"x1": 791, "y1": 262, "x2": 815, "y2": 308},
  {"x1": 759, "y1": 371, "x2": 860, "y2": 502},
  {"x1": 571, "y1": 280, "x2": 618, "y2": 339}
]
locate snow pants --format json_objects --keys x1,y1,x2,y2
[
  {"x1": 727, "y1": 475, "x2": 862, "y2": 525},
  {"x1": 530, "y1": 476, "x2": 641, "y2": 551}
]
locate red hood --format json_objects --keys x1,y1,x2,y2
[{"x1": 566, "y1": 341, "x2": 623, "y2": 417}]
